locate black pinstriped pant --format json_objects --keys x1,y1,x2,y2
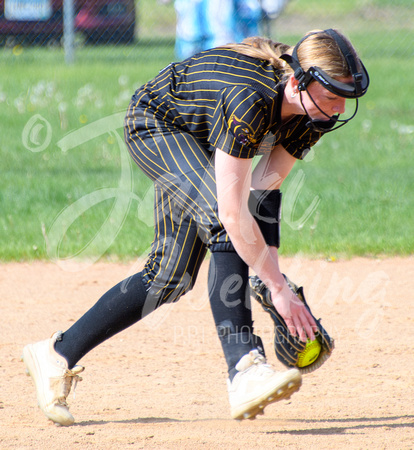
[
  {"x1": 124, "y1": 100, "x2": 256, "y2": 371},
  {"x1": 125, "y1": 102, "x2": 238, "y2": 305},
  {"x1": 53, "y1": 99, "x2": 254, "y2": 370}
]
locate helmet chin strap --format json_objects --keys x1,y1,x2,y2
[{"x1": 299, "y1": 89, "x2": 359, "y2": 133}]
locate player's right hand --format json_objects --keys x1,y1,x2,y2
[{"x1": 270, "y1": 281, "x2": 317, "y2": 342}]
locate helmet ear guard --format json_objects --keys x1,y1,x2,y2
[{"x1": 280, "y1": 29, "x2": 370, "y2": 99}]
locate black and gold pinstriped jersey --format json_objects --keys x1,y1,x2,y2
[{"x1": 131, "y1": 47, "x2": 325, "y2": 160}]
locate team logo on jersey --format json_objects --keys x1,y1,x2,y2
[{"x1": 229, "y1": 114, "x2": 257, "y2": 146}]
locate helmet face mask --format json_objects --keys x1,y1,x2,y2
[
  {"x1": 280, "y1": 28, "x2": 370, "y2": 131},
  {"x1": 281, "y1": 28, "x2": 370, "y2": 99},
  {"x1": 299, "y1": 89, "x2": 359, "y2": 133}
]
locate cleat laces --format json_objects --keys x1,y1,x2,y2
[{"x1": 51, "y1": 366, "x2": 84, "y2": 406}]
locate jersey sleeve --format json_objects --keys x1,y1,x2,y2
[
  {"x1": 208, "y1": 86, "x2": 268, "y2": 159},
  {"x1": 279, "y1": 116, "x2": 324, "y2": 160}
]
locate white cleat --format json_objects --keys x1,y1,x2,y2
[
  {"x1": 227, "y1": 350, "x2": 302, "y2": 421},
  {"x1": 22, "y1": 331, "x2": 84, "y2": 426}
]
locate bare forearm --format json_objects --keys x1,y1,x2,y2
[
  {"x1": 223, "y1": 209, "x2": 285, "y2": 292},
  {"x1": 215, "y1": 148, "x2": 316, "y2": 341}
]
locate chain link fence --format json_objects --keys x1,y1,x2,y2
[
  {"x1": 0, "y1": 0, "x2": 135, "y2": 47},
  {"x1": 1, "y1": 0, "x2": 413, "y2": 61}
]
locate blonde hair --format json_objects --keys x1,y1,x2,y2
[
  {"x1": 223, "y1": 36, "x2": 291, "y2": 71},
  {"x1": 223, "y1": 30, "x2": 360, "y2": 81},
  {"x1": 293, "y1": 29, "x2": 359, "y2": 78}
]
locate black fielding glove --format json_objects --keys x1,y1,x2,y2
[{"x1": 249, "y1": 274, "x2": 334, "y2": 374}]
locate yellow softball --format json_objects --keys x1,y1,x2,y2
[{"x1": 297, "y1": 339, "x2": 321, "y2": 367}]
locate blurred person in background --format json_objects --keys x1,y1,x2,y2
[{"x1": 172, "y1": 0, "x2": 288, "y2": 60}]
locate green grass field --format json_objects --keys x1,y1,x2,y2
[{"x1": 1, "y1": 0, "x2": 413, "y2": 262}]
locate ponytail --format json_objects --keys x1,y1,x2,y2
[{"x1": 223, "y1": 36, "x2": 292, "y2": 72}]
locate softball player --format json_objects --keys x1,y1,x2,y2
[{"x1": 23, "y1": 29, "x2": 369, "y2": 426}]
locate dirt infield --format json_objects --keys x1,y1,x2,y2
[{"x1": 1, "y1": 257, "x2": 413, "y2": 449}]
